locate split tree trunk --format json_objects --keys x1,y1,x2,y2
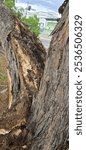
[{"x1": 0, "y1": 2, "x2": 69, "y2": 150}]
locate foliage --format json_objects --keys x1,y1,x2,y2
[
  {"x1": 4, "y1": 0, "x2": 15, "y2": 10},
  {"x1": 4, "y1": 0, "x2": 23, "y2": 18},
  {"x1": 22, "y1": 15, "x2": 40, "y2": 36},
  {"x1": 4, "y1": 0, "x2": 40, "y2": 36},
  {"x1": 14, "y1": 8, "x2": 24, "y2": 19}
]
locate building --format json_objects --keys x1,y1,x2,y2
[{"x1": 15, "y1": 0, "x2": 61, "y2": 34}]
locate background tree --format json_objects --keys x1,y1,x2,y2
[
  {"x1": 4, "y1": 0, "x2": 40, "y2": 36},
  {"x1": 22, "y1": 15, "x2": 40, "y2": 36}
]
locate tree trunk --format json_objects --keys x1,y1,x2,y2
[
  {"x1": 28, "y1": 3, "x2": 69, "y2": 150},
  {"x1": 0, "y1": 2, "x2": 69, "y2": 150},
  {"x1": 0, "y1": 4, "x2": 46, "y2": 109}
]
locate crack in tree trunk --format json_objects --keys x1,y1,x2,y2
[{"x1": 0, "y1": 2, "x2": 69, "y2": 150}]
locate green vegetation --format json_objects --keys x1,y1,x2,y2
[
  {"x1": 4, "y1": 0, "x2": 40, "y2": 36},
  {"x1": 4, "y1": 0, "x2": 15, "y2": 10},
  {"x1": 22, "y1": 15, "x2": 40, "y2": 36}
]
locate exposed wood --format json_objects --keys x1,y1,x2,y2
[
  {"x1": 0, "y1": 4, "x2": 46, "y2": 149},
  {"x1": 0, "y1": 4, "x2": 46, "y2": 109}
]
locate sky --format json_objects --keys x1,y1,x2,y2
[{"x1": 16, "y1": 0, "x2": 64, "y2": 12}]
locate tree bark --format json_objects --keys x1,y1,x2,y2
[
  {"x1": 0, "y1": 2, "x2": 69, "y2": 150},
  {"x1": 0, "y1": 4, "x2": 46, "y2": 109},
  {"x1": 28, "y1": 3, "x2": 69, "y2": 150}
]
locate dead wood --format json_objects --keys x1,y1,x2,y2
[{"x1": 0, "y1": 2, "x2": 69, "y2": 150}]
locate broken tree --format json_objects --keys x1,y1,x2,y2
[{"x1": 0, "y1": 1, "x2": 69, "y2": 150}]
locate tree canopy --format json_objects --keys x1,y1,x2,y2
[{"x1": 22, "y1": 15, "x2": 40, "y2": 37}]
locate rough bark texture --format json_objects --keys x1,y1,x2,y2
[
  {"x1": 0, "y1": 4, "x2": 46, "y2": 149},
  {"x1": 28, "y1": 3, "x2": 69, "y2": 150},
  {"x1": 0, "y1": 5, "x2": 46, "y2": 109},
  {"x1": 0, "y1": 2, "x2": 69, "y2": 150}
]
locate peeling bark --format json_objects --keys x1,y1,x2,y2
[
  {"x1": 0, "y1": 4, "x2": 46, "y2": 109},
  {"x1": 0, "y1": 2, "x2": 69, "y2": 150}
]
